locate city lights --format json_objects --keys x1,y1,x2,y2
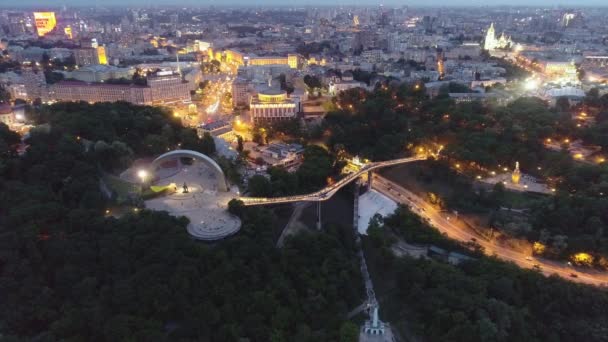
[
  {"x1": 137, "y1": 169, "x2": 148, "y2": 183},
  {"x1": 524, "y1": 78, "x2": 539, "y2": 91}
]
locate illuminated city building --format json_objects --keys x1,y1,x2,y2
[
  {"x1": 544, "y1": 61, "x2": 578, "y2": 81},
  {"x1": 73, "y1": 47, "x2": 108, "y2": 66},
  {"x1": 483, "y1": 23, "x2": 513, "y2": 51},
  {"x1": 33, "y1": 12, "x2": 57, "y2": 37},
  {"x1": 250, "y1": 88, "x2": 297, "y2": 124},
  {"x1": 64, "y1": 26, "x2": 73, "y2": 39},
  {"x1": 225, "y1": 50, "x2": 245, "y2": 65},
  {"x1": 307, "y1": 55, "x2": 327, "y2": 66},
  {"x1": 48, "y1": 72, "x2": 189, "y2": 105},
  {"x1": 97, "y1": 46, "x2": 108, "y2": 65},
  {"x1": 0, "y1": 104, "x2": 15, "y2": 127},
  {"x1": 231, "y1": 77, "x2": 251, "y2": 107},
  {"x1": 287, "y1": 54, "x2": 301, "y2": 69},
  {"x1": 61, "y1": 64, "x2": 134, "y2": 83},
  {"x1": 146, "y1": 71, "x2": 190, "y2": 105},
  {"x1": 212, "y1": 49, "x2": 301, "y2": 69}
]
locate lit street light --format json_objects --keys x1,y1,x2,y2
[{"x1": 137, "y1": 169, "x2": 148, "y2": 184}]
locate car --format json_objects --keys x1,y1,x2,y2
[
  {"x1": 533, "y1": 264, "x2": 542, "y2": 270},
  {"x1": 525, "y1": 256, "x2": 533, "y2": 261},
  {"x1": 470, "y1": 237, "x2": 477, "y2": 242},
  {"x1": 570, "y1": 273, "x2": 578, "y2": 278}
]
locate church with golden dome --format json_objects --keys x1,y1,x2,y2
[{"x1": 484, "y1": 23, "x2": 513, "y2": 51}]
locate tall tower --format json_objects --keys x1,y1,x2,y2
[
  {"x1": 512, "y1": 161, "x2": 521, "y2": 184},
  {"x1": 484, "y1": 23, "x2": 496, "y2": 51}
]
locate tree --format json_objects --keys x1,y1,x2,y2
[
  {"x1": 0, "y1": 84, "x2": 10, "y2": 103},
  {"x1": 198, "y1": 80, "x2": 210, "y2": 91},
  {"x1": 248, "y1": 175, "x2": 273, "y2": 197},
  {"x1": 303, "y1": 75, "x2": 323, "y2": 90},
  {"x1": 228, "y1": 198, "x2": 245, "y2": 217},
  {"x1": 296, "y1": 145, "x2": 333, "y2": 191},
  {"x1": 236, "y1": 135, "x2": 244, "y2": 153},
  {"x1": 200, "y1": 132, "x2": 216, "y2": 155},
  {"x1": 339, "y1": 321, "x2": 359, "y2": 342},
  {"x1": 555, "y1": 96, "x2": 571, "y2": 112}
]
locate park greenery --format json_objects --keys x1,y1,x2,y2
[
  {"x1": 366, "y1": 206, "x2": 608, "y2": 341},
  {"x1": 247, "y1": 145, "x2": 338, "y2": 197},
  {"x1": 31, "y1": 102, "x2": 215, "y2": 172},
  {"x1": 324, "y1": 83, "x2": 608, "y2": 263},
  {"x1": 0, "y1": 101, "x2": 363, "y2": 341}
]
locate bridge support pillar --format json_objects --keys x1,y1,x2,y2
[
  {"x1": 316, "y1": 201, "x2": 322, "y2": 230},
  {"x1": 367, "y1": 171, "x2": 373, "y2": 191}
]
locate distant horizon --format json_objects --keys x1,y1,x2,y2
[{"x1": 2, "y1": 0, "x2": 608, "y2": 9}]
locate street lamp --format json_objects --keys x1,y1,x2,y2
[{"x1": 137, "y1": 169, "x2": 148, "y2": 184}]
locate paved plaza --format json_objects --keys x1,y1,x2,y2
[
  {"x1": 144, "y1": 161, "x2": 241, "y2": 240},
  {"x1": 479, "y1": 172, "x2": 553, "y2": 194}
]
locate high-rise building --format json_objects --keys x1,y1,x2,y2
[
  {"x1": 7, "y1": 13, "x2": 27, "y2": 35},
  {"x1": 33, "y1": 12, "x2": 57, "y2": 37},
  {"x1": 231, "y1": 77, "x2": 251, "y2": 108}
]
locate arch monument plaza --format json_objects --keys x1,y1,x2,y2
[{"x1": 141, "y1": 150, "x2": 241, "y2": 241}]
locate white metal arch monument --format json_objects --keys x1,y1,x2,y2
[{"x1": 152, "y1": 150, "x2": 229, "y2": 192}]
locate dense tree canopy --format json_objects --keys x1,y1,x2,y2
[
  {"x1": 327, "y1": 85, "x2": 608, "y2": 262},
  {"x1": 247, "y1": 145, "x2": 336, "y2": 197},
  {"x1": 0, "y1": 102, "x2": 362, "y2": 341},
  {"x1": 367, "y1": 207, "x2": 608, "y2": 341}
]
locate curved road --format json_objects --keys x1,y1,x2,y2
[{"x1": 372, "y1": 174, "x2": 608, "y2": 287}]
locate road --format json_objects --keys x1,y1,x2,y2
[
  {"x1": 239, "y1": 155, "x2": 426, "y2": 206},
  {"x1": 372, "y1": 174, "x2": 608, "y2": 287}
]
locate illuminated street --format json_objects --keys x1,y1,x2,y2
[{"x1": 372, "y1": 174, "x2": 608, "y2": 287}]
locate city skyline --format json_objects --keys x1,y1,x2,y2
[
  {"x1": 4, "y1": 0, "x2": 608, "y2": 8},
  {"x1": 2, "y1": 3, "x2": 608, "y2": 341}
]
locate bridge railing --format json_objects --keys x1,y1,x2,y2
[{"x1": 239, "y1": 156, "x2": 427, "y2": 206}]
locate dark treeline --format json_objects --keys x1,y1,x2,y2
[
  {"x1": 366, "y1": 206, "x2": 608, "y2": 341},
  {"x1": 325, "y1": 85, "x2": 608, "y2": 262},
  {"x1": 247, "y1": 145, "x2": 339, "y2": 197},
  {"x1": 0, "y1": 102, "x2": 363, "y2": 341}
]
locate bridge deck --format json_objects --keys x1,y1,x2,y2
[{"x1": 239, "y1": 156, "x2": 426, "y2": 206}]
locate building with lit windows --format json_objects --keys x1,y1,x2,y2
[
  {"x1": 49, "y1": 81, "x2": 150, "y2": 104},
  {"x1": 250, "y1": 88, "x2": 297, "y2": 124},
  {"x1": 0, "y1": 104, "x2": 15, "y2": 127},
  {"x1": 246, "y1": 54, "x2": 301, "y2": 69},
  {"x1": 73, "y1": 47, "x2": 108, "y2": 66},
  {"x1": 147, "y1": 71, "x2": 190, "y2": 105},
  {"x1": 33, "y1": 12, "x2": 57, "y2": 37},
  {"x1": 48, "y1": 72, "x2": 190, "y2": 105},
  {"x1": 231, "y1": 77, "x2": 251, "y2": 107}
]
